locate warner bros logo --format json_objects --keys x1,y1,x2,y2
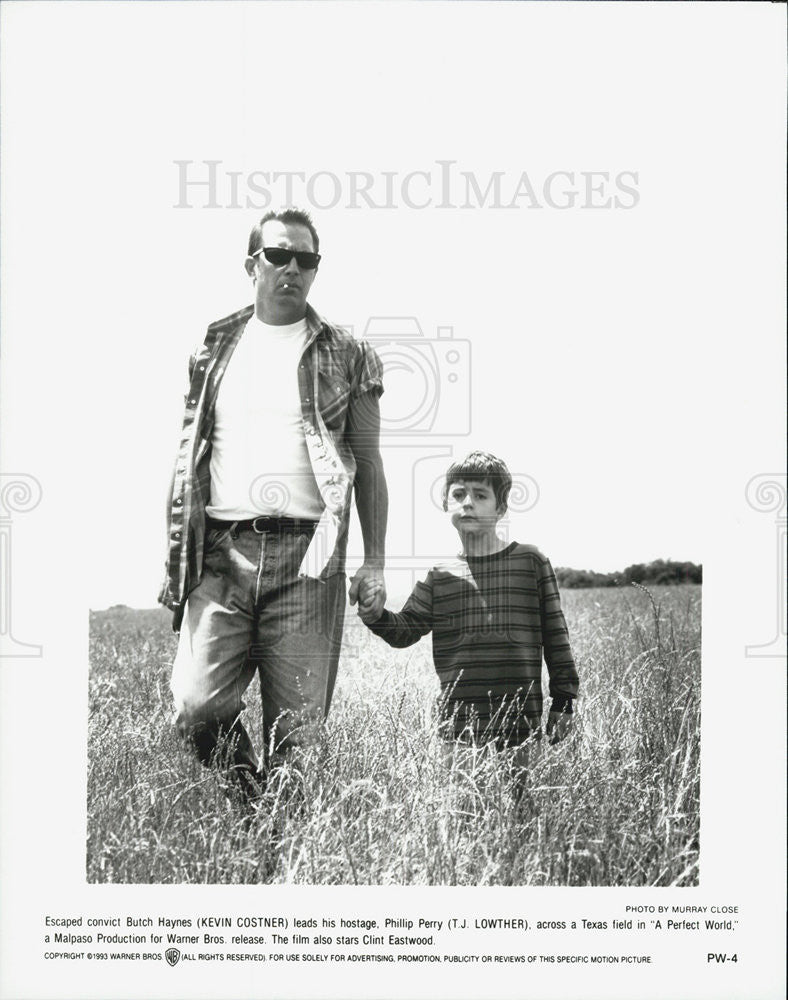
[{"x1": 165, "y1": 947, "x2": 181, "y2": 967}]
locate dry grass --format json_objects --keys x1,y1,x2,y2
[{"x1": 87, "y1": 585, "x2": 700, "y2": 885}]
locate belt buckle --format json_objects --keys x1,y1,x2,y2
[{"x1": 251, "y1": 516, "x2": 270, "y2": 534}]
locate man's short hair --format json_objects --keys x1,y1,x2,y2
[
  {"x1": 442, "y1": 451, "x2": 513, "y2": 512},
  {"x1": 247, "y1": 208, "x2": 320, "y2": 256}
]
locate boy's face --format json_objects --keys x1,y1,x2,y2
[{"x1": 446, "y1": 478, "x2": 505, "y2": 536}]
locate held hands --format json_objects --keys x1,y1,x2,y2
[
  {"x1": 354, "y1": 578, "x2": 386, "y2": 622},
  {"x1": 348, "y1": 566, "x2": 386, "y2": 623},
  {"x1": 356, "y1": 578, "x2": 385, "y2": 623},
  {"x1": 546, "y1": 711, "x2": 573, "y2": 745}
]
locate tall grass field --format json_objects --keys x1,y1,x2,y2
[{"x1": 87, "y1": 584, "x2": 700, "y2": 886}]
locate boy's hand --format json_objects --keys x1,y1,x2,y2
[
  {"x1": 546, "y1": 711, "x2": 573, "y2": 745},
  {"x1": 357, "y1": 579, "x2": 385, "y2": 623}
]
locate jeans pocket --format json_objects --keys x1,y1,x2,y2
[
  {"x1": 289, "y1": 529, "x2": 315, "y2": 568},
  {"x1": 204, "y1": 524, "x2": 233, "y2": 556}
]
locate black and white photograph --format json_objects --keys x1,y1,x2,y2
[{"x1": 0, "y1": 2, "x2": 785, "y2": 999}]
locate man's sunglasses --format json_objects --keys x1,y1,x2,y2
[{"x1": 253, "y1": 246, "x2": 321, "y2": 270}]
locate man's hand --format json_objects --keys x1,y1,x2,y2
[
  {"x1": 355, "y1": 578, "x2": 385, "y2": 623},
  {"x1": 546, "y1": 711, "x2": 573, "y2": 745},
  {"x1": 348, "y1": 565, "x2": 386, "y2": 621}
]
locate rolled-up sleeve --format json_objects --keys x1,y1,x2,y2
[{"x1": 350, "y1": 339, "x2": 384, "y2": 399}]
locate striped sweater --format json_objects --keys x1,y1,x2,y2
[{"x1": 368, "y1": 542, "x2": 579, "y2": 743}]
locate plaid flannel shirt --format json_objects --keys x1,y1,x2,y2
[{"x1": 158, "y1": 303, "x2": 384, "y2": 631}]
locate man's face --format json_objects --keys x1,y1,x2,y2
[
  {"x1": 245, "y1": 220, "x2": 318, "y2": 325},
  {"x1": 445, "y1": 478, "x2": 504, "y2": 536}
]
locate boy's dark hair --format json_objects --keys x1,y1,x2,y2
[
  {"x1": 247, "y1": 208, "x2": 320, "y2": 256},
  {"x1": 442, "y1": 451, "x2": 513, "y2": 512}
]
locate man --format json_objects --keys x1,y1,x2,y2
[{"x1": 159, "y1": 208, "x2": 388, "y2": 796}]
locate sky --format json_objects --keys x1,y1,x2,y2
[{"x1": 1, "y1": 1, "x2": 785, "y2": 610}]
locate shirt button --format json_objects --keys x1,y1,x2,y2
[
  {"x1": 176, "y1": 499, "x2": 182, "y2": 505},
  {"x1": 199, "y1": 366, "x2": 205, "y2": 371},
  {"x1": 174, "y1": 532, "x2": 181, "y2": 539},
  {"x1": 305, "y1": 396, "x2": 310, "y2": 403},
  {"x1": 190, "y1": 399, "x2": 196, "y2": 404}
]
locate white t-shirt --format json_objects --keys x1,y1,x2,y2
[{"x1": 206, "y1": 315, "x2": 324, "y2": 520}]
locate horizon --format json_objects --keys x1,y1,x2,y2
[{"x1": 91, "y1": 555, "x2": 702, "y2": 613}]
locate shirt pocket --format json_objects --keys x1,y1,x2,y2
[{"x1": 317, "y1": 372, "x2": 352, "y2": 432}]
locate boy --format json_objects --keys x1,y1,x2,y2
[{"x1": 357, "y1": 451, "x2": 578, "y2": 750}]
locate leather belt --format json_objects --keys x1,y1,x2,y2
[{"x1": 206, "y1": 515, "x2": 318, "y2": 536}]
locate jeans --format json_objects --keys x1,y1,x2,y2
[{"x1": 170, "y1": 523, "x2": 346, "y2": 780}]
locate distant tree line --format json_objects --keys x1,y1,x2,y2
[{"x1": 555, "y1": 559, "x2": 702, "y2": 589}]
